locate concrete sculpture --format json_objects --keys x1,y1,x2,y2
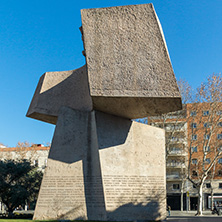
[{"x1": 27, "y1": 3, "x2": 182, "y2": 221}]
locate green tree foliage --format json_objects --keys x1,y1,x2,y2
[{"x1": 0, "y1": 159, "x2": 42, "y2": 216}]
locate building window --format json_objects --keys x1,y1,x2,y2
[
  {"x1": 218, "y1": 122, "x2": 222, "y2": 127},
  {"x1": 171, "y1": 137, "x2": 179, "y2": 142},
  {"x1": 190, "y1": 111, "x2": 197, "y2": 116},
  {"x1": 218, "y1": 158, "x2": 222, "y2": 164},
  {"x1": 33, "y1": 160, "x2": 38, "y2": 167},
  {"x1": 42, "y1": 159, "x2": 48, "y2": 169},
  {"x1": 205, "y1": 134, "x2": 210, "y2": 140},
  {"x1": 205, "y1": 158, "x2": 211, "y2": 164},
  {"x1": 192, "y1": 146, "x2": 198, "y2": 152},
  {"x1": 191, "y1": 123, "x2": 197, "y2": 128},
  {"x1": 192, "y1": 159, "x2": 198, "y2": 165},
  {"x1": 173, "y1": 184, "x2": 180, "y2": 190},
  {"x1": 175, "y1": 124, "x2": 183, "y2": 130},
  {"x1": 192, "y1": 134, "x2": 197, "y2": 140},
  {"x1": 192, "y1": 170, "x2": 198, "y2": 177},
  {"x1": 204, "y1": 122, "x2": 211, "y2": 128},
  {"x1": 170, "y1": 147, "x2": 182, "y2": 154},
  {"x1": 217, "y1": 134, "x2": 222, "y2": 140},
  {"x1": 218, "y1": 147, "x2": 222, "y2": 152},
  {"x1": 217, "y1": 110, "x2": 222, "y2": 115},
  {"x1": 218, "y1": 170, "x2": 222, "y2": 176},
  {"x1": 206, "y1": 183, "x2": 211, "y2": 188},
  {"x1": 219, "y1": 183, "x2": 222, "y2": 189},
  {"x1": 203, "y1": 110, "x2": 209, "y2": 116},
  {"x1": 204, "y1": 146, "x2": 210, "y2": 152}
]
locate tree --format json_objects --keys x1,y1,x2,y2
[
  {"x1": 148, "y1": 74, "x2": 222, "y2": 215},
  {"x1": 0, "y1": 159, "x2": 42, "y2": 217},
  {"x1": 187, "y1": 73, "x2": 222, "y2": 215}
]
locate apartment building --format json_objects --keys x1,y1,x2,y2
[
  {"x1": 186, "y1": 102, "x2": 222, "y2": 210},
  {"x1": 149, "y1": 109, "x2": 188, "y2": 211},
  {"x1": 149, "y1": 102, "x2": 222, "y2": 211}
]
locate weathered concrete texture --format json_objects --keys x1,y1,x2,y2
[
  {"x1": 27, "y1": 3, "x2": 182, "y2": 122},
  {"x1": 96, "y1": 112, "x2": 166, "y2": 221},
  {"x1": 34, "y1": 106, "x2": 166, "y2": 221},
  {"x1": 81, "y1": 3, "x2": 182, "y2": 117},
  {"x1": 26, "y1": 65, "x2": 92, "y2": 124},
  {"x1": 92, "y1": 97, "x2": 182, "y2": 119},
  {"x1": 33, "y1": 107, "x2": 106, "y2": 220}
]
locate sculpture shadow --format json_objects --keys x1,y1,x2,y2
[
  {"x1": 54, "y1": 200, "x2": 162, "y2": 221},
  {"x1": 107, "y1": 200, "x2": 162, "y2": 221},
  {"x1": 44, "y1": 107, "x2": 132, "y2": 220},
  {"x1": 52, "y1": 190, "x2": 165, "y2": 221},
  {"x1": 35, "y1": 106, "x2": 166, "y2": 221},
  {"x1": 106, "y1": 186, "x2": 166, "y2": 221},
  {"x1": 95, "y1": 111, "x2": 132, "y2": 150},
  {"x1": 26, "y1": 65, "x2": 93, "y2": 125},
  {"x1": 48, "y1": 107, "x2": 132, "y2": 163}
]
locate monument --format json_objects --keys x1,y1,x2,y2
[{"x1": 27, "y1": 3, "x2": 182, "y2": 221}]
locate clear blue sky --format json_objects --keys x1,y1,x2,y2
[{"x1": 0, "y1": 0, "x2": 221, "y2": 147}]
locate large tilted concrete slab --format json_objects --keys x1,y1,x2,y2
[
  {"x1": 34, "y1": 107, "x2": 166, "y2": 221},
  {"x1": 27, "y1": 3, "x2": 182, "y2": 124},
  {"x1": 26, "y1": 65, "x2": 92, "y2": 124},
  {"x1": 81, "y1": 3, "x2": 182, "y2": 118}
]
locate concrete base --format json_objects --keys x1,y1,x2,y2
[{"x1": 34, "y1": 107, "x2": 166, "y2": 221}]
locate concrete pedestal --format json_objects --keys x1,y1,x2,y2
[{"x1": 34, "y1": 107, "x2": 166, "y2": 221}]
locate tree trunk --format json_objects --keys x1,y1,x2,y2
[
  {"x1": 181, "y1": 191, "x2": 183, "y2": 211},
  {"x1": 211, "y1": 189, "x2": 214, "y2": 211},
  {"x1": 197, "y1": 184, "x2": 203, "y2": 216},
  {"x1": 8, "y1": 208, "x2": 14, "y2": 218},
  {"x1": 181, "y1": 180, "x2": 184, "y2": 211}
]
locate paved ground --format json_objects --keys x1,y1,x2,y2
[
  {"x1": 3, "y1": 210, "x2": 222, "y2": 221},
  {"x1": 165, "y1": 210, "x2": 222, "y2": 222}
]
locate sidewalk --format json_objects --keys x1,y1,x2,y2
[
  {"x1": 166, "y1": 210, "x2": 222, "y2": 222},
  {"x1": 170, "y1": 210, "x2": 213, "y2": 217}
]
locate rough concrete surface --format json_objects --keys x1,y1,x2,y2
[
  {"x1": 33, "y1": 107, "x2": 106, "y2": 220},
  {"x1": 96, "y1": 111, "x2": 166, "y2": 221},
  {"x1": 34, "y1": 107, "x2": 166, "y2": 221},
  {"x1": 81, "y1": 3, "x2": 182, "y2": 117},
  {"x1": 92, "y1": 96, "x2": 182, "y2": 119},
  {"x1": 28, "y1": 3, "x2": 182, "y2": 221},
  {"x1": 26, "y1": 65, "x2": 92, "y2": 124},
  {"x1": 27, "y1": 4, "x2": 182, "y2": 121}
]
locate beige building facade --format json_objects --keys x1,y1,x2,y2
[{"x1": 0, "y1": 145, "x2": 50, "y2": 212}]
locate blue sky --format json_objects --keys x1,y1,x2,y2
[{"x1": 0, "y1": 0, "x2": 221, "y2": 147}]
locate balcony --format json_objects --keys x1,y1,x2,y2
[
  {"x1": 169, "y1": 137, "x2": 186, "y2": 144},
  {"x1": 165, "y1": 126, "x2": 186, "y2": 132},
  {"x1": 166, "y1": 162, "x2": 186, "y2": 168},
  {"x1": 168, "y1": 150, "x2": 187, "y2": 157},
  {"x1": 166, "y1": 174, "x2": 183, "y2": 181}
]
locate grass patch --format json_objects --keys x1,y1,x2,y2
[
  {"x1": 0, "y1": 220, "x2": 58, "y2": 222},
  {"x1": 0, "y1": 219, "x2": 110, "y2": 221}
]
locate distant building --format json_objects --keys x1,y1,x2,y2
[
  {"x1": 0, "y1": 145, "x2": 50, "y2": 212},
  {"x1": 149, "y1": 102, "x2": 222, "y2": 211},
  {"x1": 0, "y1": 145, "x2": 50, "y2": 169}
]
